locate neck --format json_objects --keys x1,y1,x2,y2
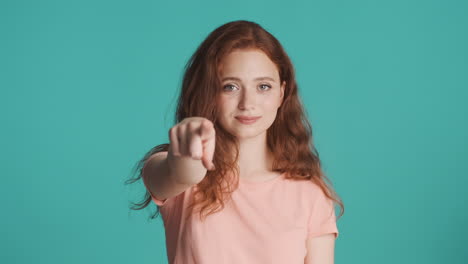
[{"x1": 236, "y1": 131, "x2": 273, "y2": 178}]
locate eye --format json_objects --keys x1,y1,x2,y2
[
  {"x1": 223, "y1": 84, "x2": 238, "y2": 92},
  {"x1": 259, "y1": 84, "x2": 272, "y2": 91}
]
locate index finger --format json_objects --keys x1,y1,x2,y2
[{"x1": 198, "y1": 120, "x2": 215, "y2": 142}]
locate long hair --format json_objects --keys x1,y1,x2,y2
[{"x1": 125, "y1": 20, "x2": 344, "y2": 222}]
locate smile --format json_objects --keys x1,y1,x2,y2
[{"x1": 235, "y1": 116, "x2": 261, "y2": 124}]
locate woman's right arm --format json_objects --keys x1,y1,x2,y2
[{"x1": 142, "y1": 117, "x2": 216, "y2": 201}]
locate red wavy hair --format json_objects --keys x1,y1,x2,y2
[{"x1": 126, "y1": 20, "x2": 344, "y2": 222}]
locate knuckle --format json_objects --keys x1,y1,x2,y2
[
  {"x1": 177, "y1": 126, "x2": 184, "y2": 138},
  {"x1": 186, "y1": 121, "x2": 194, "y2": 130}
]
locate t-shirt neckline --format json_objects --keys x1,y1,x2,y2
[{"x1": 239, "y1": 172, "x2": 285, "y2": 185}]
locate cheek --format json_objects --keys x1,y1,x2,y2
[
  {"x1": 261, "y1": 95, "x2": 281, "y2": 110},
  {"x1": 218, "y1": 97, "x2": 235, "y2": 112},
  {"x1": 217, "y1": 99, "x2": 235, "y2": 123},
  {"x1": 272, "y1": 91, "x2": 283, "y2": 107},
  {"x1": 261, "y1": 99, "x2": 281, "y2": 122}
]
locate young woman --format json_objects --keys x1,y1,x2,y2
[{"x1": 127, "y1": 20, "x2": 344, "y2": 264}]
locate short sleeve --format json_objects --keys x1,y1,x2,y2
[
  {"x1": 148, "y1": 189, "x2": 169, "y2": 206},
  {"x1": 307, "y1": 186, "x2": 339, "y2": 238}
]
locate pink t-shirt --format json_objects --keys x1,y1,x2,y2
[{"x1": 143, "y1": 172, "x2": 339, "y2": 264}]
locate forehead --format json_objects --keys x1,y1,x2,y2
[{"x1": 218, "y1": 49, "x2": 279, "y2": 82}]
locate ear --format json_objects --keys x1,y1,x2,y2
[{"x1": 279, "y1": 81, "x2": 286, "y2": 107}]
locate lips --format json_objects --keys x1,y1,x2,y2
[
  {"x1": 235, "y1": 115, "x2": 261, "y2": 121},
  {"x1": 235, "y1": 115, "x2": 261, "y2": 124}
]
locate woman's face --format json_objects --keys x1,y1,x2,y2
[{"x1": 217, "y1": 49, "x2": 285, "y2": 139}]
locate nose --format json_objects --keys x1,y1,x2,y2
[{"x1": 238, "y1": 88, "x2": 256, "y2": 110}]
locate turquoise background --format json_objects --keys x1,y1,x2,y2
[{"x1": 2, "y1": 0, "x2": 467, "y2": 263}]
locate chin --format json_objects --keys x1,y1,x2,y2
[{"x1": 233, "y1": 127, "x2": 267, "y2": 139}]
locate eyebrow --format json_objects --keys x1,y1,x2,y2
[{"x1": 221, "y1": 76, "x2": 276, "y2": 82}]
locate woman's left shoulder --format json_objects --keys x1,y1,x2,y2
[
  {"x1": 286, "y1": 176, "x2": 329, "y2": 199},
  {"x1": 282, "y1": 174, "x2": 322, "y2": 193}
]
